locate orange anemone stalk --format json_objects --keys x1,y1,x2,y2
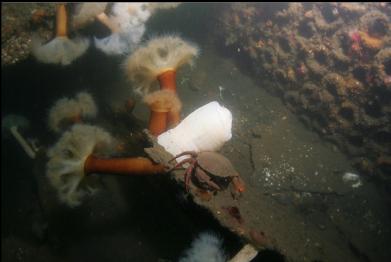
[
  {"x1": 157, "y1": 69, "x2": 177, "y2": 92},
  {"x1": 167, "y1": 109, "x2": 181, "y2": 129},
  {"x1": 84, "y1": 155, "x2": 165, "y2": 175},
  {"x1": 157, "y1": 69, "x2": 181, "y2": 129},
  {"x1": 71, "y1": 113, "x2": 82, "y2": 123},
  {"x1": 167, "y1": 95, "x2": 182, "y2": 129},
  {"x1": 56, "y1": 4, "x2": 67, "y2": 37},
  {"x1": 149, "y1": 109, "x2": 168, "y2": 136},
  {"x1": 144, "y1": 90, "x2": 182, "y2": 136}
]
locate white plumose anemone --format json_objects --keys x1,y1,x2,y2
[
  {"x1": 48, "y1": 92, "x2": 97, "y2": 133},
  {"x1": 93, "y1": 3, "x2": 183, "y2": 56},
  {"x1": 112, "y1": 3, "x2": 151, "y2": 31},
  {"x1": 148, "y1": 2, "x2": 182, "y2": 12},
  {"x1": 179, "y1": 232, "x2": 226, "y2": 262},
  {"x1": 94, "y1": 3, "x2": 150, "y2": 55},
  {"x1": 32, "y1": 35, "x2": 90, "y2": 66},
  {"x1": 31, "y1": 4, "x2": 90, "y2": 65},
  {"x1": 158, "y1": 101, "x2": 232, "y2": 162},
  {"x1": 94, "y1": 32, "x2": 131, "y2": 56},
  {"x1": 124, "y1": 35, "x2": 199, "y2": 95},
  {"x1": 46, "y1": 124, "x2": 114, "y2": 207}
]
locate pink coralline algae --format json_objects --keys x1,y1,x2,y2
[
  {"x1": 349, "y1": 30, "x2": 363, "y2": 57},
  {"x1": 384, "y1": 75, "x2": 391, "y2": 85},
  {"x1": 296, "y1": 63, "x2": 307, "y2": 76},
  {"x1": 349, "y1": 30, "x2": 362, "y2": 43}
]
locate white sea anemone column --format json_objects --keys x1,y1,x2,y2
[{"x1": 157, "y1": 101, "x2": 232, "y2": 161}]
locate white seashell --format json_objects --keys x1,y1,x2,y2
[
  {"x1": 342, "y1": 172, "x2": 362, "y2": 188},
  {"x1": 157, "y1": 101, "x2": 232, "y2": 162}
]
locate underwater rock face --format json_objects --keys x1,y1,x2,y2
[
  {"x1": 217, "y1": 2, "x2": 391, "y2": 182},
  {"x1": 1, "y1": 3, "x2": 56, "y2": 65}
]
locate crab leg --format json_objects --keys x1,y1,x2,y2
[
  {"x1": 196, "y1": 168, "x2": 221, "y2": 191},
  {"x1": 168, "y1": 151, "x2": 197, "y2": 163},
  {"x1": 184, "y1": 164, "x2": 195, "y2": 191},
  {"x1": 167, "y1": 158, "x2": 195, "y2": 172},
  {"x1": 167, "y1": 157, "x2": 197, "y2": 191}
]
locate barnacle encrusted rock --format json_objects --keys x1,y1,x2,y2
[{"x1": 216, "y1": 2, "x2": 391, "y2": 183}]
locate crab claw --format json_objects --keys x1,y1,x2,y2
[
  {"x1": 232, "y1": 176, "x2": 245, "y2": 193},
  {"x1": 231, "y1": 176, "x2": 245, "y2": 199}
]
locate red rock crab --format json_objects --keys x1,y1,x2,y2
[{"x1": 168, "y1": 151, "x2": 245, "y2": 197}]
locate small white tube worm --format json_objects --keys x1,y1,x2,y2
[
  {"x1": 10, "y1": 126, "x2": 36, "y2": 159},
  {"x1": 228, "y1": 244, "x2": 258, "y2": 262}
]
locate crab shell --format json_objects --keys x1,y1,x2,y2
[
  {"x1": 196, "y1": 152, "x2": 238, "y2": 177},
  {"x1": 196, "y1": 151, "x2": 245, "y2": 194}
]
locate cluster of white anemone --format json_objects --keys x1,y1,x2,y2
[{"x1": 32, "y1": 3, "x2": 183, "y2": 64}]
